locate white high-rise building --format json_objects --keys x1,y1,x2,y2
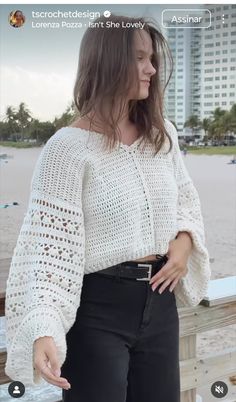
[
  {"x1": 165, "y1": 4, "x2": 236, "y2": 136},
  {"x1": 201, "y1": 4, "x2": 236, "y2": 120},
  {"x1": 165, "y1": 27, "x2": 201, "y2": 136}
]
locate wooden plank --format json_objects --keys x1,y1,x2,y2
[
  {"x1": 180, "y1": 347, "x2": 236, "y2": 391},
  {"x1": 178, "y1": 302, "x2": 236, "y2": 337},
  {"x1": 180, "y1": 335, "x2": 196, "y2": 402},
  {"x1": 0, "y1": 258, "x2": 11, "y2": 304},
  {"x1": 0, "y1": 347, "x2": 11, "y2": 385}
]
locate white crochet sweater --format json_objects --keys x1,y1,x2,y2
[{"x1": 5, "y1": 119, "x2": 211, "y2": 386}]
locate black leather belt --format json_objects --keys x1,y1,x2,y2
[{"x1": 96, "y1": 255, "x2": 168, "y2": 281}]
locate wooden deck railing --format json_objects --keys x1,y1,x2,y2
[{"x1": 0, "y1": 257, "x2": 235, "y2": 402}]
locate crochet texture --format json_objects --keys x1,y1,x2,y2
[{"x1": 5, "y1": 119, "x2": 211, "y2": 386}]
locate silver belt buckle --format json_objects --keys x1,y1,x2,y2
[{"x1": 136, "y1": 263, "x2": 152, "y2": 281}]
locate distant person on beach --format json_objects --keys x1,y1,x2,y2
[
  {"x1": 5, "y1": 13, "x2": 211, "y2": 402},
  {"x1": 9, "y1": 10, "x2": 25, "y2": 28},
  {"x1": 231, "y1": 155, "x2": 236, "y2": 164}
]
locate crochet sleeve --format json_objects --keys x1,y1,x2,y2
[
  {"x1": 167, "y1": 120, "x2": 211, "y2": 307},
  {"x1": 4, "y1": 133, "x2": 86, "y2": 386}
]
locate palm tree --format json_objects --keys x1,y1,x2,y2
[
  {"x1": 184, "y1": 115, "x2": 201, "y2": 141},
  {"x1": 200, "y1": 118, "x2": 211, "y2": 139},
  {"x1": 53, "y1": 101, "x2": 77, "y2": 131},
  {"x1": 208, "y1": 107, "x2": 227, "y2": 143},
  {"x1": 15, "y1": 102, "x2": 32, "y2": 141},
  {"x1": 4, "y1": 106, "x2": 18, "y2": 139}
]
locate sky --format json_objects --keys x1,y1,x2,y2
[{"x1": 0, "y1": 4, "x2": 213, "y2": 122}]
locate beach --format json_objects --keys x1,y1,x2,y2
[{"x1": 0, "y1": 145, "x2": 235, "y2": 401}]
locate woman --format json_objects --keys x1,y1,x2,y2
[
  {"x1": 10, "y1": 10, "x2": 25, "y2": 28},
  {"x1": 5, "y1": 14, "x2": 211, "y2": 402}
]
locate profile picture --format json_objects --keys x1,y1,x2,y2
[{"x1": 9, "y1": 10, "x2": 25, "y2": 28}]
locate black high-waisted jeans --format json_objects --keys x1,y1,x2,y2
[{"x1": 61, "y1": 266, "x2": 180, "y2": 402}]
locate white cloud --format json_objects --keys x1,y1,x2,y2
[{"x1": 0, "y1": 65, "x2": 75, "y2": 121}]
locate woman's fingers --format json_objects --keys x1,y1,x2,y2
[
  {"x1": 150, "y1": 262, "x2": 186, "y2": 293},
  {"x1": 149, "y1": 258, "x2": 174, "y2": 285},
  {"x1": 41, "y1": 367, "x2": 71, "y2": 389},
  {"x1": 38, "y1": 364, "x2": 71, "y2": 389},
  {"x1": 33, "y1": 337, "x2": 71, "y2": 390},
  {"x1": 169, "y1": 276, "x2": 181, "y2": 292}
]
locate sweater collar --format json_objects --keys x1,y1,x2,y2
[{"x1": 62, "y1": 126, "x2": 144, "y2": 151}]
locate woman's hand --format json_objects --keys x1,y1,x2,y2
[
  {"x1": 149, "y1": 232, "x2": 193, "y2": 293},
  {"x1": 33, "y1": 336, "x2": 71, "y2": 390}
]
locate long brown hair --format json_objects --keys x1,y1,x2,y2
[{"x1": 71, "y1": 14, "x2": 174, "y2": 156}]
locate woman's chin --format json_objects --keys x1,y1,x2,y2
[{"x1": 139, "y1": 91, "x2": 150, "y2": 99}]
